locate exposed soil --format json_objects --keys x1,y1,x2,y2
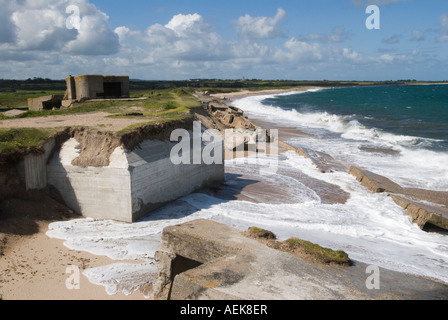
[{"x1": 0, "y1": 112, "x2": 149, "y2": 132}]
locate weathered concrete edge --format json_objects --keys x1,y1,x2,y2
[{"x1": 349, "y1": 166, "x2": 448, "y2": 230}]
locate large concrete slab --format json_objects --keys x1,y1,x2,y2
[{"x1": 153, "y1": 219, "x2": 448, "y2": 300}]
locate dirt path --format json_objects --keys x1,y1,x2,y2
[{"x1": 0, "y1": 112, "x2": 150, "y2": 132}]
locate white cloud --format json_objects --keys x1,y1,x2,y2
[
  {"x1": 165, "y1": 13, "x2": 210, "y2": 36},
  {"x1": 1, "y1": 0, "x2": 119, "y2": 55},
  {"x1": 379, "y1": 54, "x2": 404, "y2": 63},
  {"x1": 382, "y1": 34, "x2": 402, "y2": 44},
  {"x1": 438, "y1": 14, "x2": 448, "y2": 42},
  {"x1": 234, "y1": 8, "x2": 286, "y2": 39},
  {"x1": 117, "y1": 13, "x2": 228, "y2": 65},
  {"x1": 0, "y1": 0, "x2": 18, "y2": 44},
  {"x1": 308, "y1": 26, "x2": 353, "y2": 43},
  {"x1": 411, "y1": 29, "x2": 425, "y2": 41},
  {"x1": 65, "y1": 8, "x2": 119, "y2": 55}
]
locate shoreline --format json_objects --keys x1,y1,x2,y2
[{"x1": 209, "y1": 86, "x2": 320, "y2": 101}]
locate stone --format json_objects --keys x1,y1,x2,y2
[
  {"x1": 349, "y1": 166, "x2": 448, "y2": 230},
  {"x1": 28, "y1": 95, "x2": 63, "y2": 111}
]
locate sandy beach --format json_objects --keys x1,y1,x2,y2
[
  {"x1": 209, "y1": 87, "x2": 319, "y2": 101},
  {"x1": 0, "y1": 193, "x2": 149, "y2": 300}
]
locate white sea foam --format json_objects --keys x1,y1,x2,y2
[
  {"x1": 232, "y1": 93, "x2": 448, "y2": 191},
  {"x1": 83, "y1": 262, "x2": 158, "y2": 297}
]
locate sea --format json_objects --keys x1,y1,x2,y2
[{"x1": 47, "y1": 85, "x2": 448, "y2": 297}]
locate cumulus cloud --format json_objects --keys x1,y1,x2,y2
[
  {"x1": 0, "y1": 0, "x2": 119, "y2": 55},
  {"x1": 117, "y1": 13, "x2": 229, "y2": 66},
  {"x1": 0, "y1": 0, "x2": 18, "y2": 44},
  {"x1": 65, "y1": 8, "x2": 119, "y2": 55},
  {"x1": 234, "y1": 8, "x2": 286, "y2": 39}
]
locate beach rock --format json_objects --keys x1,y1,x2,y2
[
  {"x1": 349, "y1": 166, "x2": 403, "y2": 193},
  {"x1": 388, "y1": 194, "x2": 448, "y2": 230},
  {"x1": 349, "y1": 166, "x2": 448, "y2": 231},
  {"x1": 206, "y1": 100, "x2": 257, "y2": 131}
]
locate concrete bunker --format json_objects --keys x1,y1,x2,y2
[
  {"x1": 27, "y1": 75, "x2": 131, "y2": 110},
  {"x1": 63, "y1": 75, "x2": 130, "y2": 107}
]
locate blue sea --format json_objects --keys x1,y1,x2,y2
[
  {"x1": 265, "y1": 85, "x2": 448, "y2": 152},
  {"x1": 234, "y1": 85, "x2": 448, "y2": 191},
  {"x1": 47, "y1": 85, "x2": 448, "y2": 296}
]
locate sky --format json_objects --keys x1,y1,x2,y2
[{"x1": 1, "y1": 0, "x2": 448, "y2": 81}]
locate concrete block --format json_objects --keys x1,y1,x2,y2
[
  {"x1": 28, "y1": 95, "x2": 63, "y2": 111},
  {"x1": 153, "y1": 219, "x2": 448, "y2": 300},
  {"x1": 47, "y1": 133, "x2": 224, "y2": 223}
]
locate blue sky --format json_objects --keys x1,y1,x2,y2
[{"x1": 1, "y1": 0, "x2": 448, "y2": 80}]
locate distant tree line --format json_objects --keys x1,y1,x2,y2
[
  {"x1": 0, "y1": 78, "x2": 66, "y2": 92},
  {"x1": 1, "y1": 78, "x2": 446, "y2": 92}
]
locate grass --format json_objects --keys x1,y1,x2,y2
[
  {"x1": 245, "y1": 227, "x2": 351, "y2": 266},
  {"x1": 284, "y1": 237, "x2": 350, "y2": 265},
  {"x1": 6, "y1": 87, "x2": 201, "y2": 121},
  {"x1": 0, "y1": 90, "x2": 65, "y2": 109},
  {"x1": 0, "y1": 88, "x2": 203, "y2": 154},
  {"x1": 247, "y1": 227, "x2": 277, "y2": 240},
  {"x1": 0, "y1": 128, "x2": 57, "y2": 155},
  {"x1": 142, "y1": 88, "x2": 200, "y2": 114}
]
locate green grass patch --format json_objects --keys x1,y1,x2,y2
[
  {"x1": 142, "y1": 88, "x2": 200, "y2": 114},
  {"x1": 285, "y1": 237, "x2": 350, "y2": 265},
  {"x1": 0, "y1": 90, "x2": 65, "y2": 109},
  {"x1": 0, "y1": 128, "x2": 56, "y2": 154},
  {"x1": 247, "y1": 227, "x2": 277, "y2": 240},
  {"x1": 8, "y1": 88, "x2": 200, "y2": 121},
  {"x1": 245, "y1": 227, "x2": 350, "y2": 266}
]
